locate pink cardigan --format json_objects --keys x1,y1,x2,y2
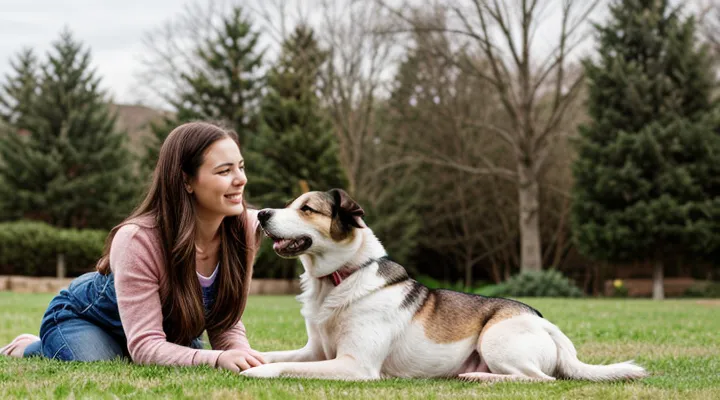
[{"x1": 110, "y1": 210, "x2": 260, "y2": 367}]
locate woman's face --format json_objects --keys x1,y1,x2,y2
[{"x1": 188, "y1": 137, "x2": 247, "y2": 219}]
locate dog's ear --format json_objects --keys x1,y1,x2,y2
[{"x1": 328, "y1": 188, "x2": 367, "y2": 239}]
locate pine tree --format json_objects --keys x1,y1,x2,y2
[
  {"x1": 572, "y1": 0, "x2": 720, "y2": 299},
  {"x1": 141, "y1": 6, "x2": 265, "y2": 172},
  {"x1": 246, "y1": 25, "x2": 346, "y2": 207},
  {"x1": 0, "y1": 48, "x2": 38, "y2": 128},
  {"x1": 360, "y1": 103, "x2": 423, "y2": 269},
  {"x1": 142, "y1": 115, "x2": 176, "y2": 175},
  {"x1": 0, "y1": 29, "x2": 140, "y2": 229},
  {"x1": 245, "y1": 26, "x2": 347, "y2": 279},
  {"x1": 0, "y1": 48, "x2": 40, "y2": 220}
]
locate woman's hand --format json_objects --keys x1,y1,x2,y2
[{"x1": 216, "y1": 349, "x2": 267, "y2": 372}]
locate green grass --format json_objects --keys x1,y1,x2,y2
[{"x1": 1, "y1": 293, "x2": 719, "y2": 399}]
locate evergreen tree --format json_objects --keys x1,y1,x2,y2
[
  {"x1": 572, "y1": 0, "x2": 720, "y2": 299},
  {"x1": 246, "y1": 25, "x2": 346, "y2": 208},
  {"x1": 360, "y1": 103, "x2": 423, "y2": 269},
  {"x1": 0, "y1": 48, "x2": 38, "y2": 128},
  {"x1": 245, "y1": 25, "x2": 347, "y2": 279},
  {"x1": 141, "y1": 5, "x2": 265, "y2": 173},
  {"x1": 142, "y1": 115, "x2": 176, "y2": 175},
  {"x1": 0, "y1": 29, "x2": 140, "y2": 229},
  {"x1": 0, "y1": 48, "x2": 40, "y2": 221}
]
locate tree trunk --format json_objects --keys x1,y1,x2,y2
[
  {"x1": 652, "y1": 259, "x2": 665, "y2": 300},
  {"x1": 56, "y1": 253, "x2": 66, "y2": 279},
  {"x1": 592, "y1": 263, "x2": 601, "y2": 296},
  {"x1": 464, "y1": 258, "x2": 473, "y2": 290},
  {"x1": 518, "y1": 163, "x2": 542, "y2": 272},
  {"x1": 490, "y1": 261, "x2": 501, "y2": 284}
]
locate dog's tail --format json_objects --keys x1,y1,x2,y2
[{"x1": 541, "y1": 319, "x2": 648, "y2": 381}]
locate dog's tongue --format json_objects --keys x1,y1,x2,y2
[{"x1": 273, "y1": 239, "x2": 292, "y2": 251}]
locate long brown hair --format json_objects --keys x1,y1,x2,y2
[{"x1": 96, "y1": 121, "x2": 256, "y2": 345}]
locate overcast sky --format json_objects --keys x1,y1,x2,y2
[
  {"x1": 0, "y1": 0, "x2": 196, "y2": 105},
  {"x1": 0, "y1": 0, "x2": 700, "y2": 109}
]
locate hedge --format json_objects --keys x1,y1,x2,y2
[{"x1": 0, "y1": 220, "x2": 107, "y2": 277}]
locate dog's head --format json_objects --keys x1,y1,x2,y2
[{"x1": 257, "y1": 189, "x2": 367, "y2": 261}]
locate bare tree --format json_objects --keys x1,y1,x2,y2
[
  {"x1": 311, "y1": 0, "x2": 428, "y2": 265},
  {"x1": 697, "y1": 0, "x2": 720, "y2": 66},
  {"x1": 317, "y1": 0, "x2": 401, "y2": 195},
  {"x1": 379, "y1": 0, "x2": 600, "y2": 272},
  {"x1": 133, "y1": 0, "x2": 307, "y2": 108},
  {"x1": 381, "y1": 10, "x2": 522, "y2": 286},
  {"x1": 133, "y1": 0, "x2": 234, "y2": 108}
]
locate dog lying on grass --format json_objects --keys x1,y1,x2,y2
[{"x1": 241, "y1": 189, "x2": 647, "y2": 382}]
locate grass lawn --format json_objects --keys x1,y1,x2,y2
[{"x1": 1, "y1": 292, "x2": 719, "y2": 399}]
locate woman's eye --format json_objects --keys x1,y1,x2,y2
[
  {"x1": 300, "y1": 205, "x2": 315, "y2": 213},
  {"x1": 219, "y1": 169, "x2": 230, "y2": 175}
]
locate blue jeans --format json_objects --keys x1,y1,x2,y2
[{"x1": 23, "y1": 272, "x2": 203, "y2": 361}]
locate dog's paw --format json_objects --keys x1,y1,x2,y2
[{"x1": 241, "y1": 364, "x2": 283, "y2": 379}]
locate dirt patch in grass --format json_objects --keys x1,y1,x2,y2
[{"x1": 695, "y1": 300, "x2": 720, "y2": 307}]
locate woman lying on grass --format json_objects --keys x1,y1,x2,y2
[{"x1": 1, "y1": 121, "x2": 266, "y2": 372}]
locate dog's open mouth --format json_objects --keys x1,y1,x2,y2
[{"x1": 267, "y1": 233, "x2": 312, "y2": 257}]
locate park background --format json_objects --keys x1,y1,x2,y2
[
  {"x1": 2, "y1": 0, "x2": 719, "y2": 299},
  {"x1": 0, "y1": 0, "x2": 720, "y2": 298},
  {"x1": 1, "y1": 1, "x2": 719, "y2": 398}
]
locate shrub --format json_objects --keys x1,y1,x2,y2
[
  {"x1": 500, "y1": 269, "x2": 584, "y2": 297},
  {"x1": 611, "y1": 279, "x2": 629, "y2": 298},
  {"x1": 415, "y1": 274, "x2": 441, "y2": 289},
  {"x1": 0, "y1": 220, "x2": 106, "y2": 276},
  {"x1": 415, "y1": 275, "x2": 490, "y2": 292},
  {"x1": 473, "y1": 283, "x2": 508, "y2": 297},
  {"x1": 56, "y1": 228, "x2": 107, "y2": 275},
  {"x1": 684, "y1": 282, "x2": 720, "y2": 298}
]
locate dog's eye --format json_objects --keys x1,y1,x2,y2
[{"x1": 300, "y1": 205, "x2": 315, "y2": 213}]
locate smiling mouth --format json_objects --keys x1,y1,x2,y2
[
  {"x1": 265, "y1": 232, "x2": 312, "y2": 257},
  {"x1": 224, "y1": 193, "x2": 242, "y2": 201}
]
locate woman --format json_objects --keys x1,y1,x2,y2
[{"x1": 1, "y1": 121, "x2": 265, "y2": 372}]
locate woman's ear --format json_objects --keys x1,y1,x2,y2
[{"x1": 183, "y1": 172, "x2": 193, "y2": 194}]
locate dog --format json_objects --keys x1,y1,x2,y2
[{"x1": 241, "y1": 189, "x2": 647, "y2": 382}]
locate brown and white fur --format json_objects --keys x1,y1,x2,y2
[{"x1": 241, "y1": 189, "x2": 647, "y2": 382}]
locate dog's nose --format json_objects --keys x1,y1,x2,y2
[{"x1": 257, "y1": 209, "x2": 273, "y2": 225}]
